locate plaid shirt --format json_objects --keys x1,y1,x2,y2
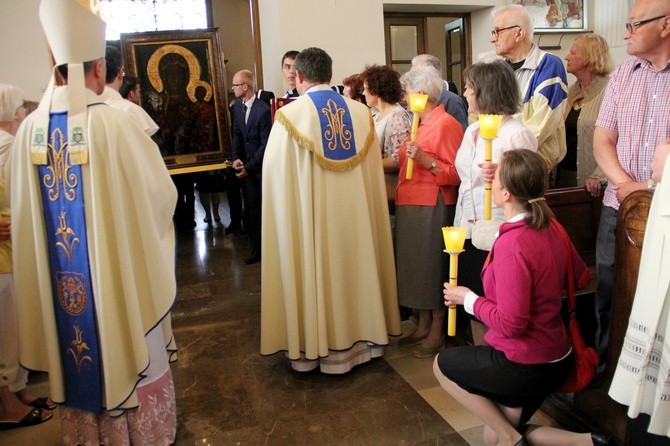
[{"x1": 596, "y1": 57, "x2": 670, "y2": 210}]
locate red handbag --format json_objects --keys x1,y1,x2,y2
[{"x1": 553, "y1": 219, "x2": 598, "y2": 393}]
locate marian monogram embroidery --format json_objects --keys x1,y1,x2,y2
[
  {"x1": 42, "y1": 128, "x2": 78, "y2": 202},
  {"x1": 321, "y1": 99, "x2": 352, "y2": 151}
]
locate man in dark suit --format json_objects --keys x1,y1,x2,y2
[{"x1": 231, "y1": 69, "x2": 272, "y2": 264}]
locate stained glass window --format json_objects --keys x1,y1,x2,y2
[{"x1": 100, "y1": 0, "x2": 209, "y2": 40}]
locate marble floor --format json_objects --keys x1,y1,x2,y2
[{"x1": 2, "y1": 193, "x2": 563, "y2": 445}]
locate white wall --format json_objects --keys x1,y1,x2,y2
[
  {"x1": 210, "y1": 0, "x2": 255, "y2": 88},
  {"x1": 0, "y1": 0, "x2": 53, "y2": 101},
  {"x1": 1, "y1": 0, "x2": 634, "y2": 103},
  {"x1": 259, "y1": 0, "x2": 387, "y2": 97}
]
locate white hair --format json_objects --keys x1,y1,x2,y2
[
  {"x1": 476, "y1": 51, "x2": 501, "y2": 63},
  {"x1": 412, "y1": 54, "x2": 442, "y2": 72},
  {"x1": 400, "y1": 66, "x2": 443, "y2": 104},
  {"x1": 493, "y1": 4, "x2": 534, "y2": 41},
  {"x1": 0, "y1": 84, "x2": 25, "y2": 122}
]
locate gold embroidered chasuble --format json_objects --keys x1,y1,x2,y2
[{"x1": 260, "y1": 87, "x2": 401, "y2": 368}]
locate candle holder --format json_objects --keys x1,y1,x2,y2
[
  {"x1": 478, "y1": 114, "x2": 503, "y2": 220},
  {"x1": 442, "y1": 226, "x2": 467, "y2": 337},
  {"x1": 406, "y1": 92, "x2": 429, "y2": 180}
]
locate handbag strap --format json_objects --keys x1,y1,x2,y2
[{"x1": 551, "y1": 218, "x2": 576, "y2": 313}]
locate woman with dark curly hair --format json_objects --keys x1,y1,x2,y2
[
  {"x1": 360, "y1": 65, "x2": 411, "y2": 203},
  {"x1": 342, "y1": 73, "x2": 366, "y2": 105}
]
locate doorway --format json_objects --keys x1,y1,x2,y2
[{"x1": 384, "y1": 13, "x2": 470, "y2": 93}]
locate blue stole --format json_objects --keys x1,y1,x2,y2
[
  {"x1": 307, "y1": 91, "x2": 357, "y2": 160},
  {"x1": 37, "y1": 112, "x2": 102, "y2": 413}
]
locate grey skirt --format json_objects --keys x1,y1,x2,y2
[{"x1": 395, "y1": 194, "x2": 455, "y2": 310}]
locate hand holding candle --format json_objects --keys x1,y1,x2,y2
[
  {"x1": 406, "y1": 93, "x2": 429, "y2": 180},
  {"x1": 478, "y1": 114, "x2": 503, "y2": 220},
  {"x1": 442, "y1": 226, "x2": 467, "y2": 336}
]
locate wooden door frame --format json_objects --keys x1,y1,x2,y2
[
  {"x1": 383, "y1": 15, "x2": 426, "y2": 69},
  {"x1": 249, "y1": 0, "x2": 265, "y2": 89},
  {"x1": 384, "y1": 12, "x2": 471, "y2": 81},
  {"x1": 444, "y1": 17, "x2": 470, "y2": 93}
]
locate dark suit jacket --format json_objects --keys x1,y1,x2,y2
[
  {"x1": 256, "y1": 89, "x2": 275, "y2": 107},
  {"x1": 438, "y1": 87, "x2": 469, "y2": 132},
  {"x1": 231, "y1": 97, "x2": 272, "y2": 180}
]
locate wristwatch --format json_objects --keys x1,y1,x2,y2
[{"x1": 647, "y1": 178, "x2": 656, "y2": 190}]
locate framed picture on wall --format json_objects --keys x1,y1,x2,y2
[
  {"x1": 121, "y1": 28, "x2": 231, "y2": 172},
  {"x1": 512, "y1": 0, "x2": 587, "y2": 33}
]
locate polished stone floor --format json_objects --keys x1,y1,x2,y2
[{"x1": 1, "y1": 193, "x2": 563, "y2": 445}]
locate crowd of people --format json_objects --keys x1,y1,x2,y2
[{"x1": 1, "y1": 0, "x2": 669, "y2": 444}]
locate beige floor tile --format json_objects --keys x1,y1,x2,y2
[
  {"x1": 458, "y1": 425, "x2": 487, "y2": 446},
  {"x1": 385, "y1": 353, "x2": 440, "y2": 391},
  {"x1": 420, "y1": 387, "x2": 485, "y2": 432}
]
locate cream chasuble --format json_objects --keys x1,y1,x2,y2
[{"x1": 260, "y1": 87, "x2": 401, "y2": 373}]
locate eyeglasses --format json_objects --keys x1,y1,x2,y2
[
  {"x1": 490, "y1": 25, "x2": 520, "y2": 38},
  {"x1": 625, "y1": 15, "x2": 666, "y2": 33},
  {"x1": 231, "y1": 83, "x2": 246, "y2": 87}
]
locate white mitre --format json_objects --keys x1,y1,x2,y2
[{"x1": 31, "y1": 0, "x2": 106, "y2": 165}]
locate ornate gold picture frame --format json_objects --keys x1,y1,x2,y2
[{"x1": 121, "y1": 29, "x2": 230, "y2": 172}]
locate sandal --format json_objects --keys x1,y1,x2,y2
[
  {"x1": 0, "y1": 408, "x2": 53, "y2": 430},
  {"x1": 25, "y1": 397, "x2": 57, "y2": 411},
  {"x1": 412, "y1": 338, "x2": 445, "y2": 358},
  {"x1": 398, "y1": 333, "x2": 428, "y2": 347}
]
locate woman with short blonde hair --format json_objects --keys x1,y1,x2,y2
[{"x1": 557, "y1": 33, "x2": 612, "y2": 192}]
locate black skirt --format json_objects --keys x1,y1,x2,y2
[{"x1": 436, "y1": 345, "x2": 573, "y2": 427}]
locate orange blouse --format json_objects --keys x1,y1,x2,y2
[{"x1": 396, "y1": 106, "x2": 463, "y2": 206}]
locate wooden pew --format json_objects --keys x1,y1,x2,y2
[{"x1": 546, "y1": 186, "x2": 602, "y2": 267}]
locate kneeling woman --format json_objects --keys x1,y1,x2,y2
[{"x1": 434, "y1": 150, "x2": 606, "y2": 446}]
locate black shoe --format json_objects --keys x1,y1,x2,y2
[
  {"x1": 591, "y1": 432, "x2": 612, "y2": 446},
  {"x1": 225, "y1": 224, "x2": 241, "y2": 235},
  {"x1": 245, "y1": 251, "x2": 261, "y2": 265}
]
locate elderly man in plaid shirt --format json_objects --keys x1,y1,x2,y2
[{"x1": 592, "y1": 0, "x2": 670, "y2": 376}]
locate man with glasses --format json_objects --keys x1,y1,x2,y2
[
  {"x1": 230, "y1": 69, "x2": 271, "y2": 264},
  {"x1": 490, "y1": 5, "x2": 568, "y2": 173},
  {"x1": 593, "y1": 0, "x2": 670, "y2": 419}
]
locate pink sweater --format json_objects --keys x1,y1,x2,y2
[{"x1": 475, "y1": 219, "x2": 590, "y2": 364}]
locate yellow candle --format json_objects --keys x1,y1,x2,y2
[
  {"x1": 478, "y1": 114, "x2": 502, "y2": 221},
  {"x1": 478, "y1": 114, "x2": 503, "y2": 139},
  {"x1": 405, "y1": 93, "x2": 429, "y2": 180},
  {"x1": 406, "y1": 114, "x2": 420, "y2": 180},
  {"x1": 448, "y1": 253, "x2": 459, "y2": 336},
  {"x1": 484, "y1": 138, "x2": 493, "y2": 220},
  {"x1": 442, "y1": 226, "x2": 466, "y2": 337},
  {"x1": 442, "y1": 226, "x2": 467, "y2": 252}
]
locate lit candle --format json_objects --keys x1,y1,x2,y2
[
  {"x1": 442, "y1": 226, "x2": 467, "y2": 336},
  {"x1": 478, "y1": 114, "x2": 503, "y2": 220},
  {"x1": 442, "y1": 226, "x2": 467, "y2": 253},
  {"x1": 406, "y1": 93, "x2": 429, "y2": 180}
]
